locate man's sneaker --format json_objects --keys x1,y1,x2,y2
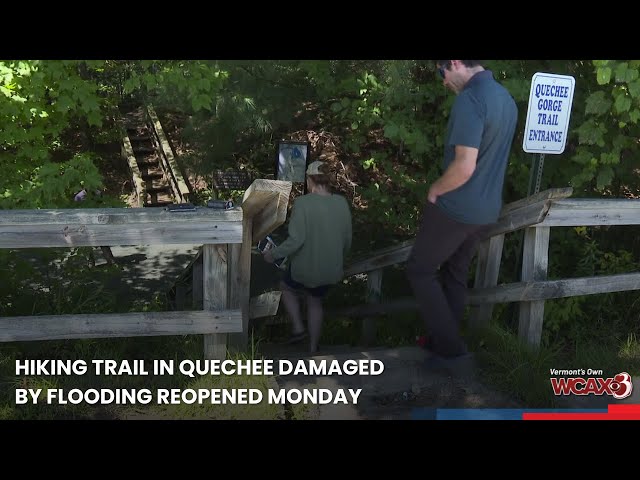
[{"x1": 423, "y1": 352, "x2": 476, "y2": 378}]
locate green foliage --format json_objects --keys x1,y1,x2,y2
[
  {"x1": 596, "y1": 66, "x2": 612, "y2": 85},
  {"x1": 151, "y1": 61, "x2": 316, "y2": 179},
  {"x1": 542, "y1": 227, "x2": 640, "y2": 348},
  {"x1": 1, "y1": 153, "x2": 103, "y2": 209},
  {"x1": 0, "y1": 60, "x2": 113, "y2": 209},
  {"x1": 119, "y1": 60, "x2": 228, "y2": 113},
  {"x1": 566, "y1": 60, "x2": 640, "y2": 195},
  {"x1": 576, "y1": 119, "x2": 607, "y2": 146},
  {"x1": 585, "y1": 91, "x2": 611, "y2": 115}
]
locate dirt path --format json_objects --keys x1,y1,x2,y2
[{"x1": 261, "y1": 345, "x2": 522, "y2": 420}]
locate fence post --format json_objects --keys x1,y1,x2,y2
[
  {"x1": 192, "y1": 255, "x2": 203, "y2": 309},
  {"x1": 468, "y1": 234, "x2": 505, "y2": 328},
  {"x1": 227, "y1": 218, "x2": 252, "y2": 352},
  {"x1": 227, "y1": 179, "x2": 292, "y2": 352},
  {"x1": 518, "y1": 226, "x2": 550, "y2": 347},
  {"x1": 362, "y1": 268, "x2": 383, "y2": 346},
  {"x1": 203, "y1": 244, "x2": 229, "y2": 359}
]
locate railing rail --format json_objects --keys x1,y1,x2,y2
[
  {"x1": 337, "y1": 188, "x2": 640, "y2": 348},
  {"x1": 146, "y1": 105, "x2": 191, "y2": 204}
]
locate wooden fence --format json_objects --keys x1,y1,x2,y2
[
  {"x1": 337, "y1": 187, "x2": 640, "y2": 348},
  {"x1": 3, "y1": 184, "x2": 638, "y2": 354},
  {"x1": 0, "y1": 179, "x2": 292, "y2": 360}
]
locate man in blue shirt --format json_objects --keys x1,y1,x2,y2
[{"x1": 407, "y1": 60, "x2": 518, "y2": 375}]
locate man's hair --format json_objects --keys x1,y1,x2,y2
[{"x1": 437, "y1": 60, "x2": 484, "y2": 68}]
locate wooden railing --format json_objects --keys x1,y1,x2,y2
[
  {"x1": 120, "y1": 133, "x2": 146, "y2": 207},
  {"x1": 146, "y1": 105, "x2": 191, "y2": 204},
  {"x1": 0, "y1": 179, "x2": 292, "y2": 359},
  {"x1": 169, "y1": 180, "x2": 292, "y2": 350},
  {"x1": 337, "y1": 187, "x2": 640, "y2": 348},
  {"x1": 8, "y1": 184, "x2": 635, "y2": 354}
]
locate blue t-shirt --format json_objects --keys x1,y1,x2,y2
[{"x1": 436, "y1": 70, "x2": 518, "y2": 225}]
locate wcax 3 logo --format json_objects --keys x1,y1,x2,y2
[{"x1": 550, "y1": 369, "x2": 633, "y2": 400}]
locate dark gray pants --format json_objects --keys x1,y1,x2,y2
[{"x1": 406, "y1": 202, "x2": 488, "y2": 358}]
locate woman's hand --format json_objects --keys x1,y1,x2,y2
[{"x1": 263, "y1": 250, "x2": 275, "y2": 264}]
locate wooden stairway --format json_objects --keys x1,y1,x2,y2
[{"x1": 120, "y1": 104, "x2": 191, "y2": 207}]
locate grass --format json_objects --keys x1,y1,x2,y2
[
  {"x1": 465, "y1": 322, "x2": 640, "y2": 408},
  {"x1": 467, "y1": 324, "x2": 565, "y2": 407}
]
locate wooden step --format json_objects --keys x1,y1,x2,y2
[
  {"x1": 133, "y1": 146, "x2": 155, "y2": 154},
  {"x1": 140, "y1": 163, "x2": 163, "y2": 173},
  {"x1": 156, "y1": 189, "x2": 172, "y2": 198},
  {"x1": 144, "y1": 177, "x2": 169, "y2": 190},
  {"x1": 126, "y1": 125, "x2": 149, "y2": 135},
  {"x1": 146, "y1": 190, "x2": 173, "y2": 204},
  {"x1": 137, "y1": 159, "x2": 160, "y2": 168},
  {"x1": 141, "y1": 171, "x2": 164, "y2": 180},
  {"x1": 146, "y1": 184, "x2": 171, "y2": 194}
]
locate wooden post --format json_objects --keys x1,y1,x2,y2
[
  {"x1": 228, "y1": 216, "x2": 252, "y2": 352},
  {"x1": 362, "y1": 268, "x2": 383, "y2": 347},
  {"x1": 242, "y1": 180, "x2": 292, "y2": 244},
  {"x1": 228, "y1": 179, "x2": 291, "y2": 352},
  {"x1": 203, "y1": 244, "x2": 229, "y2": 359},
  {"x1": 468, "y1": 234, "x2": 504, "y2": 328},
  {"x1": 518, "y1": 226, "x2": 550, "y2": 347},
  {"x1": 192, "y1": 255, "x2": 203, "y2": 309}
]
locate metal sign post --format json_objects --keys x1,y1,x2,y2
[
  {"x1": 509, "y1": 72, "x2": 576, "y2": 326},
  {"x1": 527, "y1": 153, "x2": 546, "y2": 196}
]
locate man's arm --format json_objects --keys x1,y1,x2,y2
[{"x1": 427, "y1": 145, "x2": 478, "y2": 203}]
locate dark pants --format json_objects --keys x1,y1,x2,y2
[{"x1": 406, "y1": 202, "x2": 489, "y2": 358}]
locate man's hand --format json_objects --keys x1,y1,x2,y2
[
  {"x1": 427, "y1": 185, "x2": 439, "y2": 204},
  {"x1": 263, "y1": 250, "x2": 275, "y2": 264},
  {"x1": 428, "y1": 146, "x2": 478, "y2": 204}
]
